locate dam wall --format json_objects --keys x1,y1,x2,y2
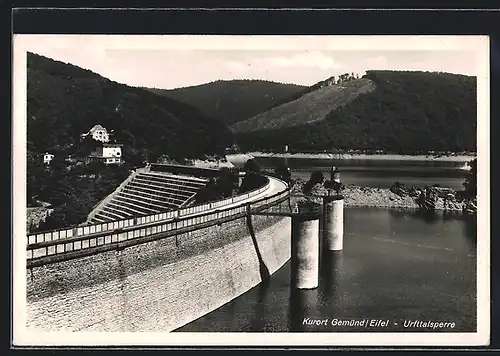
[{"x1": 26, "y1": 202, "x2": 291, "y2": 332}]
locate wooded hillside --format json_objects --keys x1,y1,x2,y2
[
  {"x1": 27, "y1": 52, "x2": 234, "y2": 164},
  {"x1": 26, "y1": 52, "x2": 234, "y2": 230},
  {"x1": 234, "y1": 70, "x2": 476, "y2": 154},
  {"x1": 148, "y1": 79, "x2": 306, "y2": 125}
]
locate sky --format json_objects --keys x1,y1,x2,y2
[{"x1": 15, "y1": 35, "x2": 486, "y2": 89}]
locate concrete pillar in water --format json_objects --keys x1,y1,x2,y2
[
  {"x1": 291, "y1": 208, "x2": 320, "y2": 289},
  {"x1": 323, "y1": 195, "x2": 344, "y2": 251},
  {"x1": 318, "y1": 202, "x2": 324, "y2": 254}
]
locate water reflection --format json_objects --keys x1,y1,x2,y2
[
  {"x1": 254, "y1": 157, "x2": 469, "y2": 190},
  {"x1": 411, "y1": 210, "x2": 441, "y2": 224},
  {"x1": 389, "y1": 207, "x2": 475, "y2": 225},
  {"x1": 388, "y1": 208, "x2": 455, "y2": 225},
  {"x1": 317, "y1": 251, "x2": 343, "y2": 320},
  {"x1": 442, "y1": 210, "x2": 466, "y2": 221},
  {"x1": 255, "y1": 156, "x2": 468, "y2": 170},
  {"x1": 249, "y1": 281, "x2": 271, "y2": 331},
  {"x1": 320, "y1": 251, "x2": 343, "y2": 294},
  {"x1": 387, "y1": 209, "x2": 415, "y2": 219},
  {"x1": 176, "y1": 207, "x2": 476, "y2": 333},
  {"x1": 463, "y1": 214, "x2": 477, "y2": 251},
  {"x1": 289, "y1": 288, "x2": 319, "y2": 332}
]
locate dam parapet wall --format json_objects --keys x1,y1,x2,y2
[
  {"x1": 26, "y1": 174, "x2": 274, "y2": 267},
  {"x1": 27, "y1": 198, "x2": 291, "y2": 332}
]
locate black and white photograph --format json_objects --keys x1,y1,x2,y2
[{"x1": 12, "y1": 34, "x2": 489, "y2": 346}]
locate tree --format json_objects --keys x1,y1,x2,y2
[
  {"x1": 303, "y1": 170, "x2": 324, "y2": 194},
  {"x1": 27, "y1": 151, "x2": 50, "y2": 205},
  {"x1": 239, "y1": 173, "x2": 267, "y2": 194},
  {"x1": 274, "y1": 162, "x2": 291, "y2": 182},
  {"x1": 244, "y1": 159, "x2": 261, "y2": 174},
  {"x1": 309, "y1": 170, "x2": 324, "y2": 186},
  {"x1": 194, "y1": 177, "x2": 217, "y2": 203},
  {"x1": 48, "y1": 155, "x2": 68, "y2": 174},
  {"x1": 217, "y1": 167, "x2": 239, "y2": 197},
  {"x1": 226, "y1": 143, "x2": 241, "y2": 154},
  {"x1": 127, "y1": 151, "x2": 147, "y2": 168},
  {"x1": 239, "y1": 159, "x2": 266, "y2": 193}
]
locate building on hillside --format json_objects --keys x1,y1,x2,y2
[
  {"x1": 85, "y1": 143, "x2": 124, "y2": 165},
  {"x1": 65, "y1": 154, "x2": 77, "y2": 164},
  {"x1": 81, "y1": 124, "x2": 110, "y2": 143},
  {"x1": 43, "y1": 152, "x2": 54, "y2": 164}
]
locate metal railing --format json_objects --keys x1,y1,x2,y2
[
  {"x1": 26, "y1": 176, "x2": 289, "y2": 267},
  {"x1": 26, "y1": 176, "x2": 271, "y2": 246}
]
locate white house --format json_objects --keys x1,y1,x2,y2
[
  {"x1": 81, "y1": 124, "x2": 110, "y2": 143},
  {"x1": 85, "y1": 143, "x2": 123, "y2": 165},
  {"x1": 43, "y1": 152, "x2": 54, "y2": 164}
]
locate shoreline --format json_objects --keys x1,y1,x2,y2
[
  {"x1": 290, "y1": 179, "x2": 476, "y2": 213},
  {"x1": 247, "y1": 151, "x2": 476, "y2": 162}
]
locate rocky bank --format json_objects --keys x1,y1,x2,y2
[{"x1": 290, "y1": 178, "x2": 477, "y2": 214}]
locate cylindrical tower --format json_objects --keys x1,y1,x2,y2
[
  {"x1": 323, "y1": 195, "x2": 345, "y2": 251},
  {"x1": 291, "y1": 210, "x2": 320, "y2": 289}
]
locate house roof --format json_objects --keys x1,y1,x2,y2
[{"x1": 88, "y1": 124, "x2": 107, "y2": 133}]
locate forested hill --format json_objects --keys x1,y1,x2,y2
[
  {"x1": 27, "y1": 52, "x2": 234, "y2": 163},
  {"x1": 233, "y1": 70, "x2": 477, "y2": 154},
  {"x1": 146, "y1": 79, "x2": 306, "y2": 126},
  {"x1": 230, "y1": 77, "x2": 375, "y2": 133}
]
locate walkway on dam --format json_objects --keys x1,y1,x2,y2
[
  {"x1": 26, "y1": 175, "x2": 290, "y2": 267},
  {"x1": 204, "y1": 176, "x2": 287, "y2": 212},
  {"x1": 162, "y1": 175, "x2": 287, "y2": 221},
  {"x1": 89, "y1": 174, "x2": 289, "y2": 231}
]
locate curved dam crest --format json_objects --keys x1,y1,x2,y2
[{"x1": 27, "y1": 212, "x2": 291, "y2": 332}]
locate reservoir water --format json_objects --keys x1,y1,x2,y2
[
  {"x1": 178, "y1": 156, "x2": 477, "y2": 333},
  {"x1": 176, "y1": 207, "x2": 477, "y2": 332},
  {"x1": 251, "y1": 156, "x2": 471, "y2": 190}
]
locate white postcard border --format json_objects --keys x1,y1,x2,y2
[{"x1": 12, "y1": 34, "x2": 490, "y2": 347}]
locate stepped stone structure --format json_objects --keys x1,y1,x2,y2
[{"x1": 89, "y1": 171, "x2": 208, "y2": 224}]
